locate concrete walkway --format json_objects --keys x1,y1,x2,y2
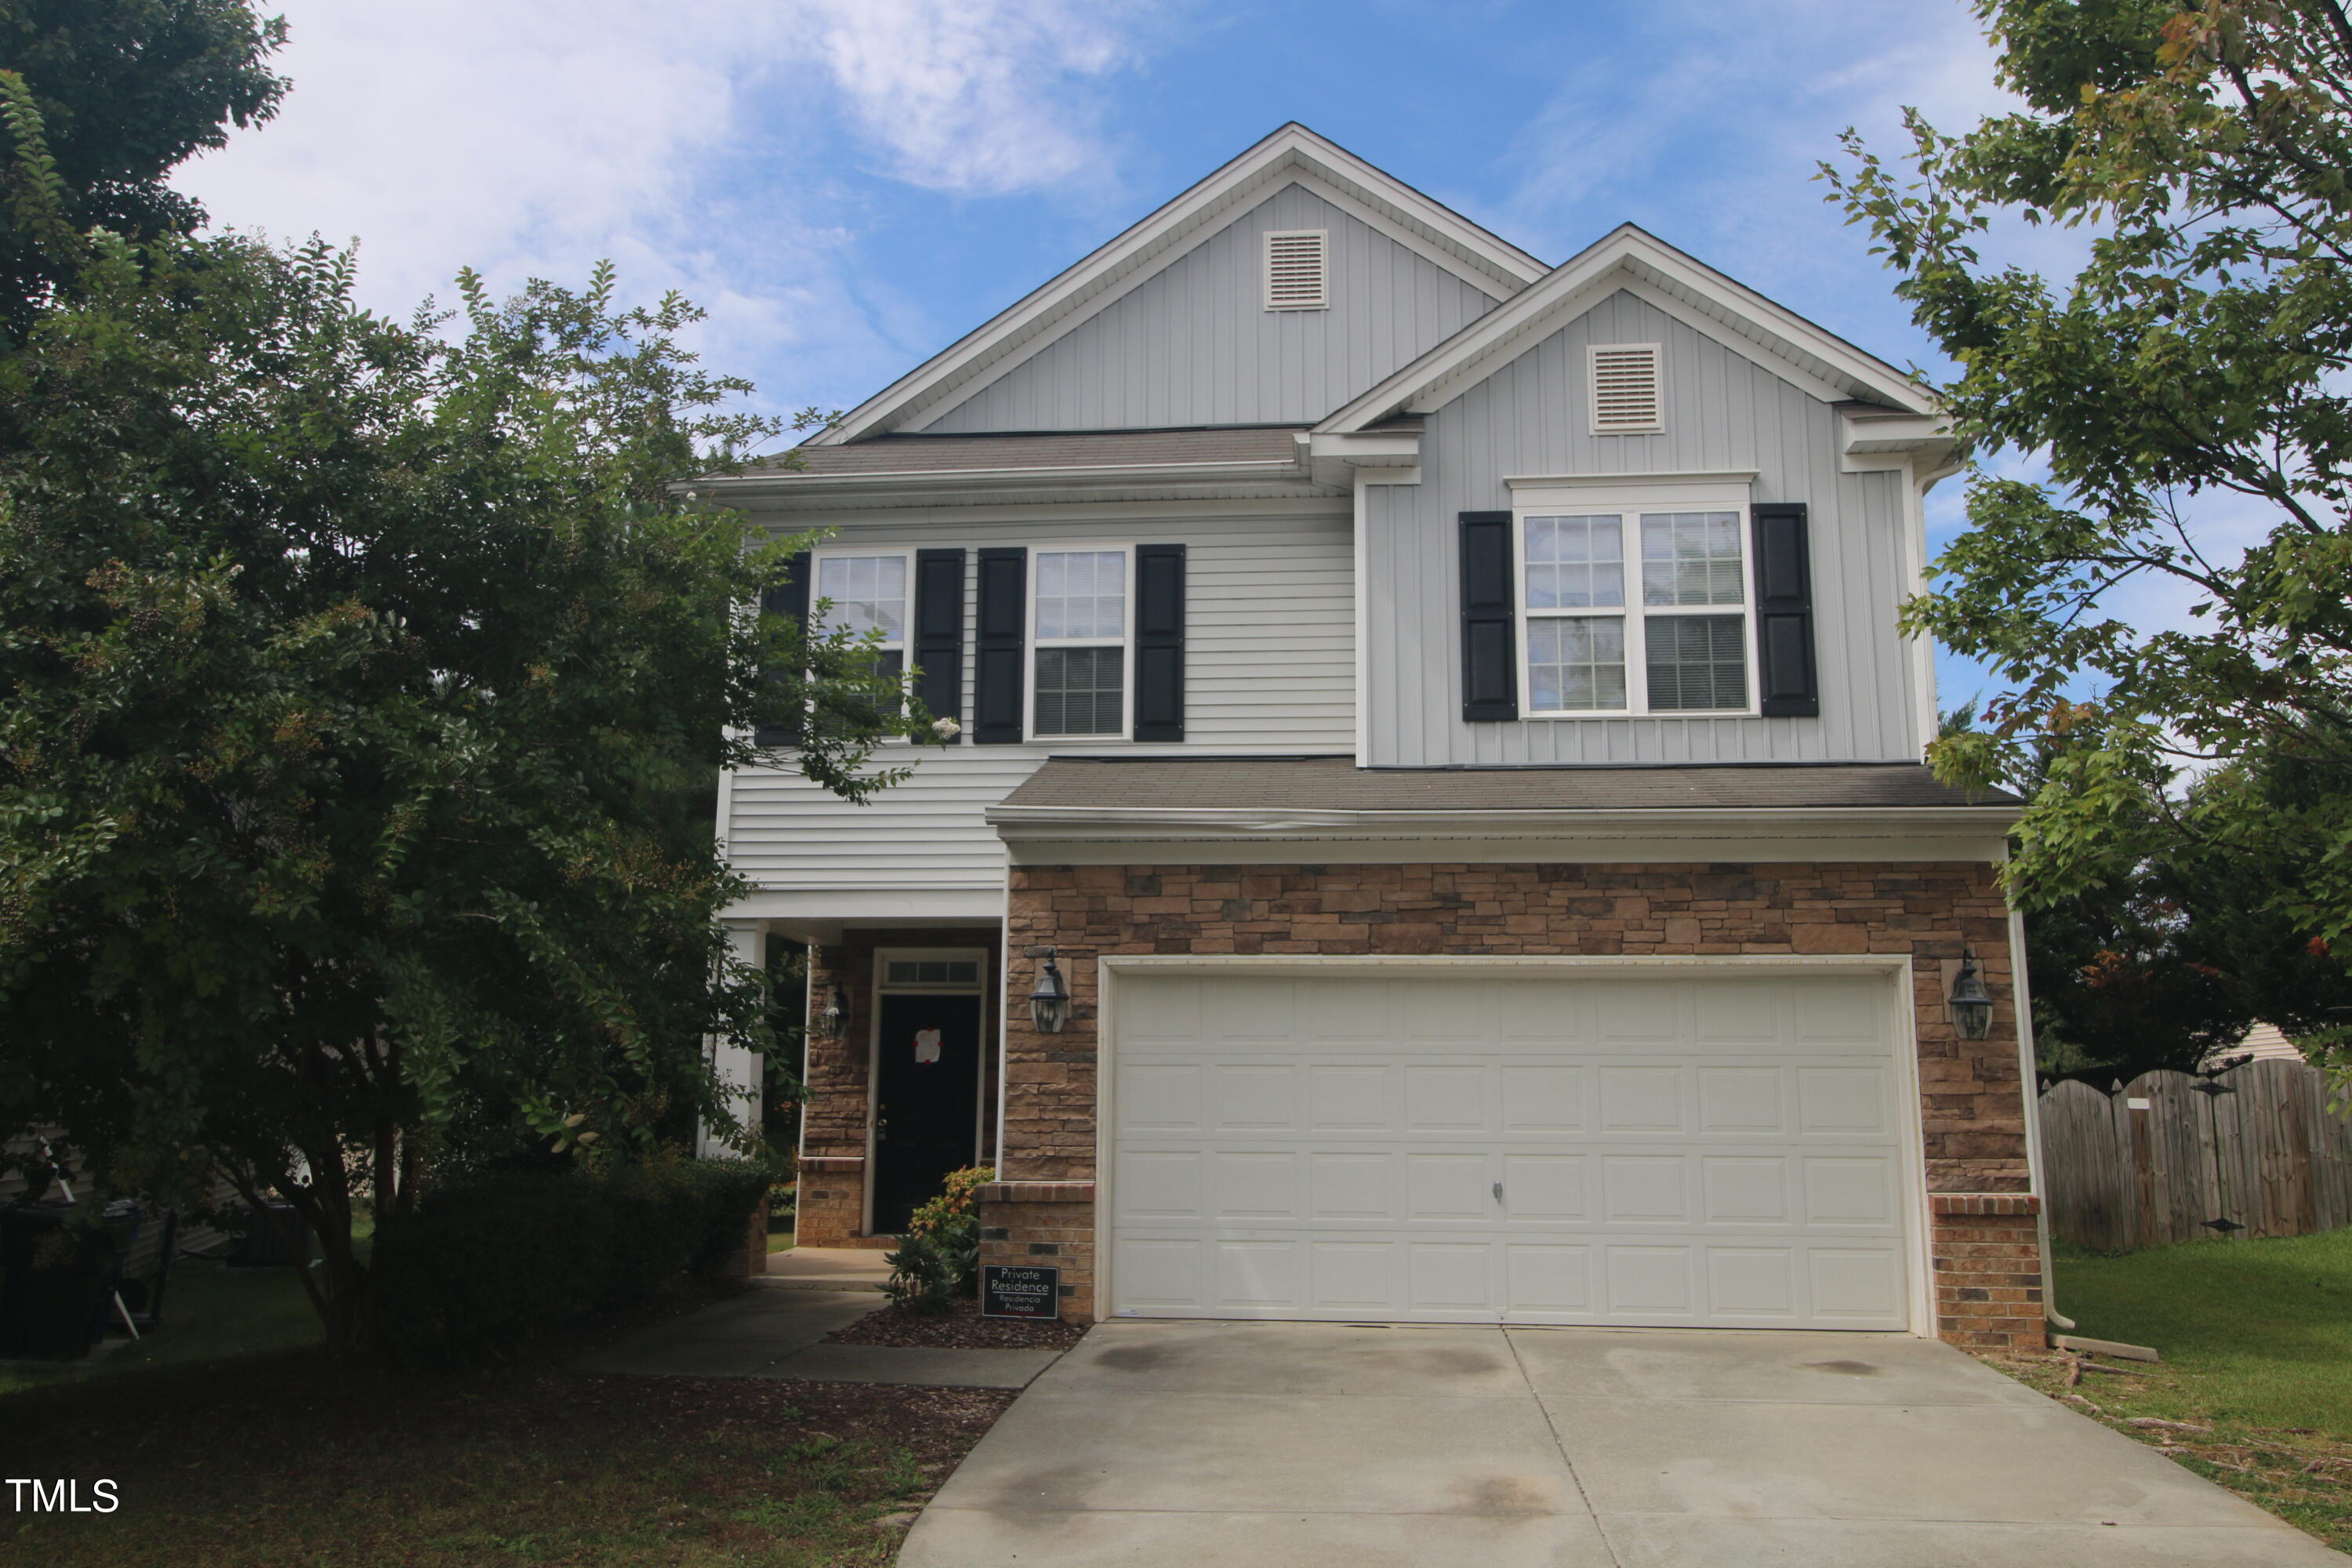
[
  {"x1": 898, "y1": 1321, "x2": 2347, "y2": 1567},
  {"x1": 752, "y1": 1244, "x2": 895, "y2": 1294},
  {"x1": 574, "y1": 1288, "x2": 1061, "y2": 1390}
]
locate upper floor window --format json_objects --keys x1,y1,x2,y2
[
  {"x1": 1520, "y1": 509, "x2": 1750, "y2": 716},
  {"x1": 1031, "y1": 547, "x2": 1128, "y2": 738},
  {"x1": 815, "y1": 550, "x2": 909, "y2": 683}
]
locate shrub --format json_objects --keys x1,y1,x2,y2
[
  {"x1": 880, "y1": 1231, "x2": 955, "y2": 1316},
  {"x1": 884, "y1": 1165, "x2": 993, "y2": 1308},
  {"x1": 373, "y1": 1156, "x2": 770, "y2": 1367},
  {"x1": 905, "y1": 1165, "x2": 993, "y2": 1239}
]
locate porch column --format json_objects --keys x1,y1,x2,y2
[{"x1": 697, "y1": 918, "x2": 768, "y2": 1156}]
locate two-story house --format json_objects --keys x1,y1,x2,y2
[{"x1": 702, "y1": 125, "x2": 2043, "y2": 1352}]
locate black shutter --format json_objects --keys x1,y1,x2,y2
[
  {"x1": 1751, "y1": 503, "x2": 1819, "y2": 718},
  {"x1": 974, "y1": 546, "x2": 1026, "y2": 744},
  {"x1": 1133, "y1": 543, "x2": 1185, "y2": 742},
  {"x1": 1459, "y1": 511, "x2": 1519, "y2": 722},
  {"x1": 753, "y1": 550, "x2": 812, "y2": 746},
  {"x1": 913, "y1": 548, "x2": 965, "y2": 743}
]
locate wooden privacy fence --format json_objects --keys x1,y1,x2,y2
[{"x1": 2038, "y1": 1059, "x2": 2352, "y2": 1252}]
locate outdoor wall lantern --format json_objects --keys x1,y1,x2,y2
[
  {"x1": 1028, "y1": 949, "x2": 1071, "y2": 1035},
  {"x1": 817, "y1": 980, "x2": 848, "y2": 1038},
  {"x1": 1948, "y1": 947, "x2": 1994, "y2": 1041}
]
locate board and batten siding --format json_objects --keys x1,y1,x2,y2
[
  {"x1": 1365, "y1": 289, "x2": 1924, "y2": 766},
  {"x1": 918, "y1": 183, "x2": 1501, "y2": 434},
  {"x1": 724, "y1": 505, "x2": 1354, "y2": 892}
]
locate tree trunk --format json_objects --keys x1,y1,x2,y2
[{"x1": 316, "y1": 1251, "x2": 374, "y2": 1358}]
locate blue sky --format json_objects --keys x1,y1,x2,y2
[{"x1": 174, "y1": 0, "x2": 2083, "y2": 711}]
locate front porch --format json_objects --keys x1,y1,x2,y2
[{"x1": 766, "y1": 923, "x2": 1006, "y2": 1248}]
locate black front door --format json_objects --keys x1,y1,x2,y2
[{"x1": 870, "y1": 992, "x2": 983, "y2": 1235}]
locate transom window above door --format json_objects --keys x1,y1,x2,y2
[
  {"x1": 815, "y1": 551, "x2": 909, "y2": 681},
  {"x1": 1032, "y1": 548, "x2": 1129, "y2": 738},
  {"x1": 1520, "y1": 510, "x2": 1751, "y2": 715}
]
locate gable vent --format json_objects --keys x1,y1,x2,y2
[
  {"x1": 1589, "y1": 343, "x2": 1664, "y2": 434},
  {"x1": 1264, "y1": 228, "x2": 1329, "y2": 311}
]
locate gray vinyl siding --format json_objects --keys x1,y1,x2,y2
[
  {"x1": 920, "y1": 183, "x2": 1501, "y2": 433},
  {"x1": 724, "y1": 506, "x2": 1353, "y2": 891},
  {"x1": 1366, "y1": 289, "x2": 1920, "y2": 765}
]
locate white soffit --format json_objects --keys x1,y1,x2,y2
[
  {"x1": 817, "y1": 123, "x2": 1549, "y2": 445},
  {"x1": 1316, "y1": 225, "x2": 1941, "y2": 433}
]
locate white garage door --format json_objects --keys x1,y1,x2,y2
[{"x1": 1106, "y1": 971, "x2": 1916, "y2": 1330}]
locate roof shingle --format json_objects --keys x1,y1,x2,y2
[
  {"x1": 748, "y1": 426, "x2": 1305, "y2": 477},
  {"x1": 997, "y1": 757, "x2": 2017, "y2": 814}
]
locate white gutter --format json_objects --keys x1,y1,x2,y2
[
  {"x1": 695, "y1": 455, "x2": 1316, "y2": 500},
  {"x1": 2010, "y1": 902, "x2": 2072, "y2": 1331}
]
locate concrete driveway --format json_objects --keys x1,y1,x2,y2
[{"x1": 897, "y1": 1321, "x2": 2345, "y2": 1567}]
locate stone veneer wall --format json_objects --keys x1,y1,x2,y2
[
  {"x1": 794, "y1": 927, "x2": 1000, "y2": 1249},
  {"x1": 978, "y1": 860, "x2": 2043, "y2": 1347}
]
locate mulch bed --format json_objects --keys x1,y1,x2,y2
[{"x1": 829, "y1": 1297, "x2": 1088, "y2": 1351}]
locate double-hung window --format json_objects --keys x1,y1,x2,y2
[
  {"x1": 1029, "y1": 547, "x2": 1128, "y2": 739},
  {"x1": 815, "y1": 550, "x2": 910, "y2": 687},
  {"x1": 1518, "y1": 499, "x2": 1753, "y2": 716}
]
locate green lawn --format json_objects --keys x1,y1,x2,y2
[
  {"x1": 1992, "y1": 1229, "x2": 2352, "y2": 1555},
  {"x1": 2053, "y1": 1229, "x2": 2352, "y2": 1432},
  {"x1": 0, "y1": 1260, "x2": 322, "y2": 1397}
]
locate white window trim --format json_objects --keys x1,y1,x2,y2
[
  {"x1": 1513, "y1": 488, "x2": 1760, "y2": 720},
  {"x1": 810, "y1": 545, "x2": 916, "y2": 735},
  {"x1": 1263, "y1": 227, "x2": 1330, "y2": 311},
  {"x1": 875, "y1": 946, "x2": 989, "y2": 993},
  {"x1": 1587, "y1": 341, "x2": 1665, "y2": 435},
  {"x1": 1025, "y1": 542, "x2": 1134, "y2": 742},
  {"x1": 810, "y1": 545, "x2": 915, "y2": 656}
]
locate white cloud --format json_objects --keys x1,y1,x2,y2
[
  {"x1": 1486, "y1": 0, "x2": 2038, "y2": 368},
  {"x1": 169, "y1": 0, "x2": 1160, "y2": 410},
  {"x1": 801, "y1": 0, "x2": 1150, "y2": 195}
]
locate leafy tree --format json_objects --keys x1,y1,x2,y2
[
  {"x1": 2017, "y1": 773, "x2": 2345, "y2": 1081},
  {"x1": 0, "y1": 0, "x2": 288, "y2": 337},
  {"x1": 0, "y1": 78, "x2": 918, "y2": 1352},
  {"x1": 1825, "y1": 0, "x2": 2352, "y2": 1068}
]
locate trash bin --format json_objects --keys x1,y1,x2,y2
[
  {"x1": 0, "y1": 1205, "x2": 118, "y2": 1360},
  {"x1": 227, "y1": 1201, "x2": 308, "y2": 1267}
]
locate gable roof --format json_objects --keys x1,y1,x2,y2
[
  {"x1": 815, "y1": 123, "x2": 1548, "y2": 445},
  {"x1": 1315, "y1": 224, "x2": 1940, "y2": 431}
]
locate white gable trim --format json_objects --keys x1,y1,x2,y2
[
  {"x1": 1315, "y1": 226, "x2": 1939, "y2": 432},
  {"x1": 881, "y1": 169, "x2": 1521, "y2": 439},
  {"x1": 818, "y1": 124, "x2": 1548, "y2": 445},
  {"x1": 1290, "y1": 169, "x2": 1517, "y2": 303}
]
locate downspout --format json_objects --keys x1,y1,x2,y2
[{"x1": 2009, "y1": 903, "x2": 2074, "y2": 1331}]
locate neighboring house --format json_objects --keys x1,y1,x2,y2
[
  {"x1": 702, "y1": 125, "x2": 2042, "y2": 1351},
  {"x1": 2213, "y1": 1021, "x2": 2305, "y2": 1067}
]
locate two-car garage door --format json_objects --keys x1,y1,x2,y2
[{"x1": 1105, "y1": 970, "x2": 1918, "y2": 1330}]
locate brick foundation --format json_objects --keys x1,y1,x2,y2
[
  {"x1": 995, "y1": 861, "x2": 2039, "y2": 1336},
  {"x1": 724, "y1": 1196, "x2": 771, "y2": 1277},
  {"x1": 793, "y1": 1156, "x2": 870, "y2": 1247},
  {"x1": 1929, "y1": 1193, "x2": 2047, "y2": 1352},
  {"x1": 975, "y1": 1181, "x2": 1096, "y2": 1323}
]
